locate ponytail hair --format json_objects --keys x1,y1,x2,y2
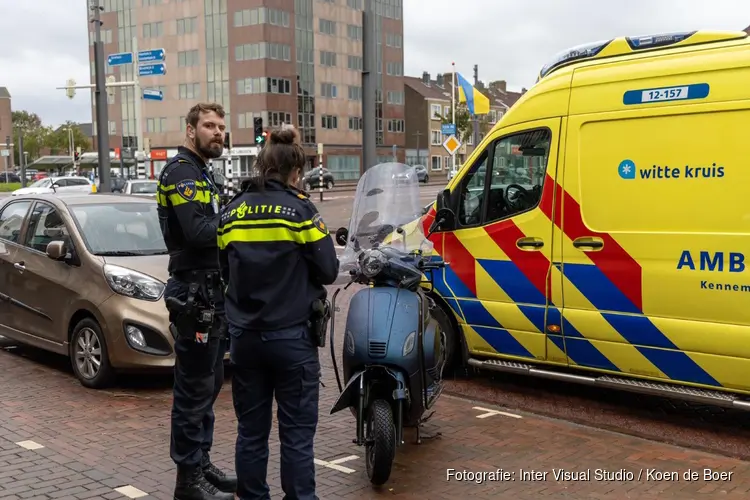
[{"x1": 250, "y1": 124, "x2": 306, "y2": 189}]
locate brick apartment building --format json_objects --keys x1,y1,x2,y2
[
  {"x1": 0, "y1": 87, "x2": 12, "y2": 170},
  {"x1": 404, "y1": 72, "x2": 524, "y2": 175},
  {"x1": 89, "y1": 0, "x2": 405, "y2": 181}
]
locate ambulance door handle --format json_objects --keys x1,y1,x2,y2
[
  {"x1": 573, "y1": 237, "x2": 603, "y2": 250},
  {"x1": 516, "y1": 237, "x2": 544, "y2": 250}
]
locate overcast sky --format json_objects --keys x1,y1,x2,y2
[{"x1": 1, "y1": 1, "x2": 748, "y2": 127}]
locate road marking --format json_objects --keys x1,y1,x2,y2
[
  {"x1": 114, "y1": 485, "x2": 148, "y2": 499},
  {"x1": 473, "y1": 406, "x2": 523, "y2": 419},
  {"x1": 315, "y1": 455, "x2": 358, "y2": 473},
  {"x1": 15, "y1": 440, "x2": 44, "y2": 450}
]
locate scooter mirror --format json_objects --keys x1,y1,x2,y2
[{"x1": 335, "y1": 227, "x2": 349, "y2": 246}]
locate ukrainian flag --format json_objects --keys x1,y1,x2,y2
[{"x1": 456, "y1": 72, "x2": 490, "y2": 115}]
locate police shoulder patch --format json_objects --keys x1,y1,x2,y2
[
  {"x1": 176, "y1": 179, "x2": 197, "y2": 201},
  {"x1": 311, "y1": 213, "x2": 328, "y2": 235},
  {"x1": 297, "y1": 193, "x2": 308, "y2": 199}
]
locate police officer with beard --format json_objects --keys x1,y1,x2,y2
[
  {"x1": 157, "y1": 102, "x2": 237, "y2": 500},
  {"x1": 218, "y1": 126, "x2": 339, "y2": 500}
]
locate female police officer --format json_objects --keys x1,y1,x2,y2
[{"x1": 218, "y1": 125, "x2": 339, "y2": 500}]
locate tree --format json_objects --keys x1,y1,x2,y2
[
  {"x1": 46, "y1": 121, "x2": 92, "y2": 156},
  {"x1": 436, "y1": 103, "x2": 493, "y2": 146},
  {"x1": 10, "y1": 111, "x2": 91, "y2": 165},
  {"x1": 11, "y1": 110, "x2": 48, "y2": 165}
]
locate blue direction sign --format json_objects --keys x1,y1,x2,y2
[
  {"x1": 107, "y1": 52, "x2": 133, "y2": 66},
  {"x1": 441, "y1": 123, "x2": 456, "y2": 136},
  {"x1": 142, "y1": 88, "x2": 164, "y2": 101},
  {"x1": 138, "y1": 63, "x2": 166, "y2": 77},
  {"x1": 138, "y1": 48, "x2": 165, "y2": 63}
]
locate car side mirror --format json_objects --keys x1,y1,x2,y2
[
  {"x1": 428, "y1": 208, "x2": 456, "y2": 235},
  {"x1": 335, "y1": 227, "x2": 348, "y2": 246},
  {"x1": 436, "y1": 188, "x2": 451, "y2": 210},
  {"x1": 51, "y1": 182, "x2": 60, "y2": 191},
  {"x1": 46, "y1": 240, "x2": 68, "y2": 261}
]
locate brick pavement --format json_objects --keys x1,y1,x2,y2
[{"x1": 1, "y1": 286, "x2": 750, "y2": 499}]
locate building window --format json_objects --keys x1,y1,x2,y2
[
  {"x1": 386, "y1": 61, "x2": 403, "y2": 76},
  {"x1": 142, "y1": 21, "x2": 163, "y2": 38},
  {"x1": 328, "y1": 155, "x2": 361, "y2": 181},
  {"x1": 236, "y1": 43, "x2": 291, "y2": 62},
  {"x1": 176, "y1": 16, "x2": 197, "y2": 35},
  {"x1": 321, "y1": 115, "x2": 338, "y2": 129},
  {"x1": 108, "y1": 121, "x2": 117, "y2": 135},
  {"x1": 431, "y1": 130, "x2": 442, "y2": 145},
  {"x1": 237, "y1": 111, "x2": 292, "y2": 129},
  {"x1": 178, "y1": 50, "x2": 200, "y2": 67},
  {"x1": 320, "y1": 82, "x2": 337, "y2": 98},
  {"x1": 430, "y1": 104, "x2": 442, "y2": 120},
  {"x1": 236, "y1": 77, "x2": 292, "y2": 95},
  {"x1": 387, "y1": 119, "x2": 404, "y2": 133},
  {"x1": 319, "y1": 19, "x2": 336, "y2": 35},
  {"x1": 385, "y1": 33, "x2": 402, "y2": 48},
  {"x1": 348, "y1": 86, "x2": 362, "y2": 101},
  {"x1": 233, "y1": 7, "x2": 290, "y2": 28},
  {"x1": 431, "y1": 156, "x2": 442, "y2": 171},
  {"x1": 348, "y1": 117, "x2": 362, "y2": 130},
  {"x1": 444, "y1": 105, "x2": 450, "y2": 117},
  {"x1": 319, "y1": 51, "x2": 336, "y2": 67},
  {"x1": 267, "y1": 111, "x2": 292, "y2": 127},
  {"x1": 467, "y1": 134, "x2": 474, "y2": 146},
  {"x1": 387, "y1": 91, "x2": 403, "y2": 105},
  {"x1": 146, "y1": 117, "x2": 168, "y2": 133},
  {"x1": 89, "y1": 29, "x2": 113, "y2": 45},
  {"x1": 347, "y1": 0, "x2": 362, "y2": 9},
  {"x1": 347, "y1": 24, "x2": 362, "y2": 40},
  {"x1": 179, "y1": 116, "x2": 186, "y2": 131},
  {"x1": 347, "y1": 55, "x2": 362, "y2": 71},
  {"x1": 142, "y1": 0, "x2": 161, "y2": 6},
  {"x1": 179, "y1": 83, "x2": 200, "y2": 99}
]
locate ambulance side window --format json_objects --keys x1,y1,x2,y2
[
  {"x1": 485, "y1": 129, "x2": 550, "y2": 224},
  {"x1": 456, "y1": 152, "x2": 489, "y2": 227}
]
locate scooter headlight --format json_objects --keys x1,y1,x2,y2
[{"x1": 360, "y1": 249, "x2": 386, "y2": 278}]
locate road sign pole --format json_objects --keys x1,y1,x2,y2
[
  {"x1": 132, "y1": 36, "x2": 146, "y2": 180},
  {"x1": 317, "y1": 142, "x2": 324, "y2": 203},
  {"x1": 91, "y1": 0, "x2": 112, "y2": 192}
]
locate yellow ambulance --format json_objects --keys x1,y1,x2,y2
[{"x1": 424, "y1": 30, "x2": 750, "y2": 409}]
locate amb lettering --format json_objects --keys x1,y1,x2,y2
[
  {"x1": 639, "y1": 163, "x2": 724, "y2": 179},
  {"x1": 677, "y1": 251, "x2": 745, "y2": 273}
]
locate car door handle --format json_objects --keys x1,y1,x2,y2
[
  {"x1": 13, "y1": 262, "x2": 25, "y2": 272},
  {"x1": 573, "y1": 237, "x2": 604, "y2": 250},
  {"x1": 516, "y1": 237, "x2": 544, "y2": 249}
]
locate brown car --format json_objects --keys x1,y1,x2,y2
[{"x1": 0, "y1": 193, "x2": 179, "y2": 389}]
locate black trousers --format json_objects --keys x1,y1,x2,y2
[
  {"x1": 229, "y1": 322, "x2": 320, "y2": 500},
  {"x1": 165, "y1": 277, "x2": 226, "y2": 469}
]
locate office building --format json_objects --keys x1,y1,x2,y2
[{"x1": 88, "y1": 0, "x2": 405, "y2": 180}]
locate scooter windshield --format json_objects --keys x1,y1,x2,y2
[{"x1": 338, "y1": 162, "x2": 433, "y2": 276}]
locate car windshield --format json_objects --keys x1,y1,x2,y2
[
  {"x1": 29, "y1": 178, "x2": 51, "y2": 188},
  {"x1": 130, "y1": 182, "x2": 157, "y2": 194},
  {"x1": 70, "y1": 203, "x2": 167, "y2": 256}
]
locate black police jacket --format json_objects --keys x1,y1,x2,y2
[
  {"x1": 157, "y1": 146, "x2": 222, "y2": 274},
  {"x1": 218, "y1": 179, "x2": 340, "y2": 331}
]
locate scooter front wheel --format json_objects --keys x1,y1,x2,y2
[{"x1": 365, "y1": 399, "x2": 396, "y2": 486}]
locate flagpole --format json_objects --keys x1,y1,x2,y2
[{"x1": 451, "y1": 62, "x2": 456, "y2": 174}]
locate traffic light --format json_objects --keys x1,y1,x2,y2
[
  {"x1": 253, "y1": 117, "x2": 264, "y2": 145},
  {"x1": 74, "y1": 151, "x2": 80, "y2": 162}
]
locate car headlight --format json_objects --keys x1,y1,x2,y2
[{"x1": 103, "y1": 264, "x2": 165, "y2": 301}]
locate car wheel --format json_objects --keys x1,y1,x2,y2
[
  {"x1": 326, "y1": 180, "x2": 333, "y2": 189},
  {"x1": 69, "y1": 318, "x2": 115, "y2": 389},
  {"x1": 424, "y1": 175, "x2": 429, "y2": 183}
]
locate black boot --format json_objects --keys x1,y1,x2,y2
[
  {"x1": 174, "y1": 466, "x2": 235, "y2": 500},
  {"x1": 201, "y1": 453, "x2": 238, "y2": 494}
]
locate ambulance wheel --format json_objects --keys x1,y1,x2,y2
[{"x1": 365, "y1": 399, "x2": 395, "y2": 486}]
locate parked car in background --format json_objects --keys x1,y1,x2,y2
[
  {"x1": 0, "y1": 172, "x2": 21, "y2": 183},
  {"x1": 413, "y1": 164, "x2": 429, "y2": 183},
  {"x1": 11, "y1": 176, "x2": 95, "y2": 196},
  {"x1": 448, "y1": 164, "x2": 460, "y2": 180},
  {"x1": 302, "y1": 167, "x2": 335, "y2": 190},
  {"x1": 122, "y1": 180, "x2": 158, "y2": 197},
  {"x1": 0, "y1": 193, "x2": 175, "y2": 388}
]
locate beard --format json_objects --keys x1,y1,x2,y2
[{"x1": 196, "y1": 135, "x2": 224, "y2": 159}]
